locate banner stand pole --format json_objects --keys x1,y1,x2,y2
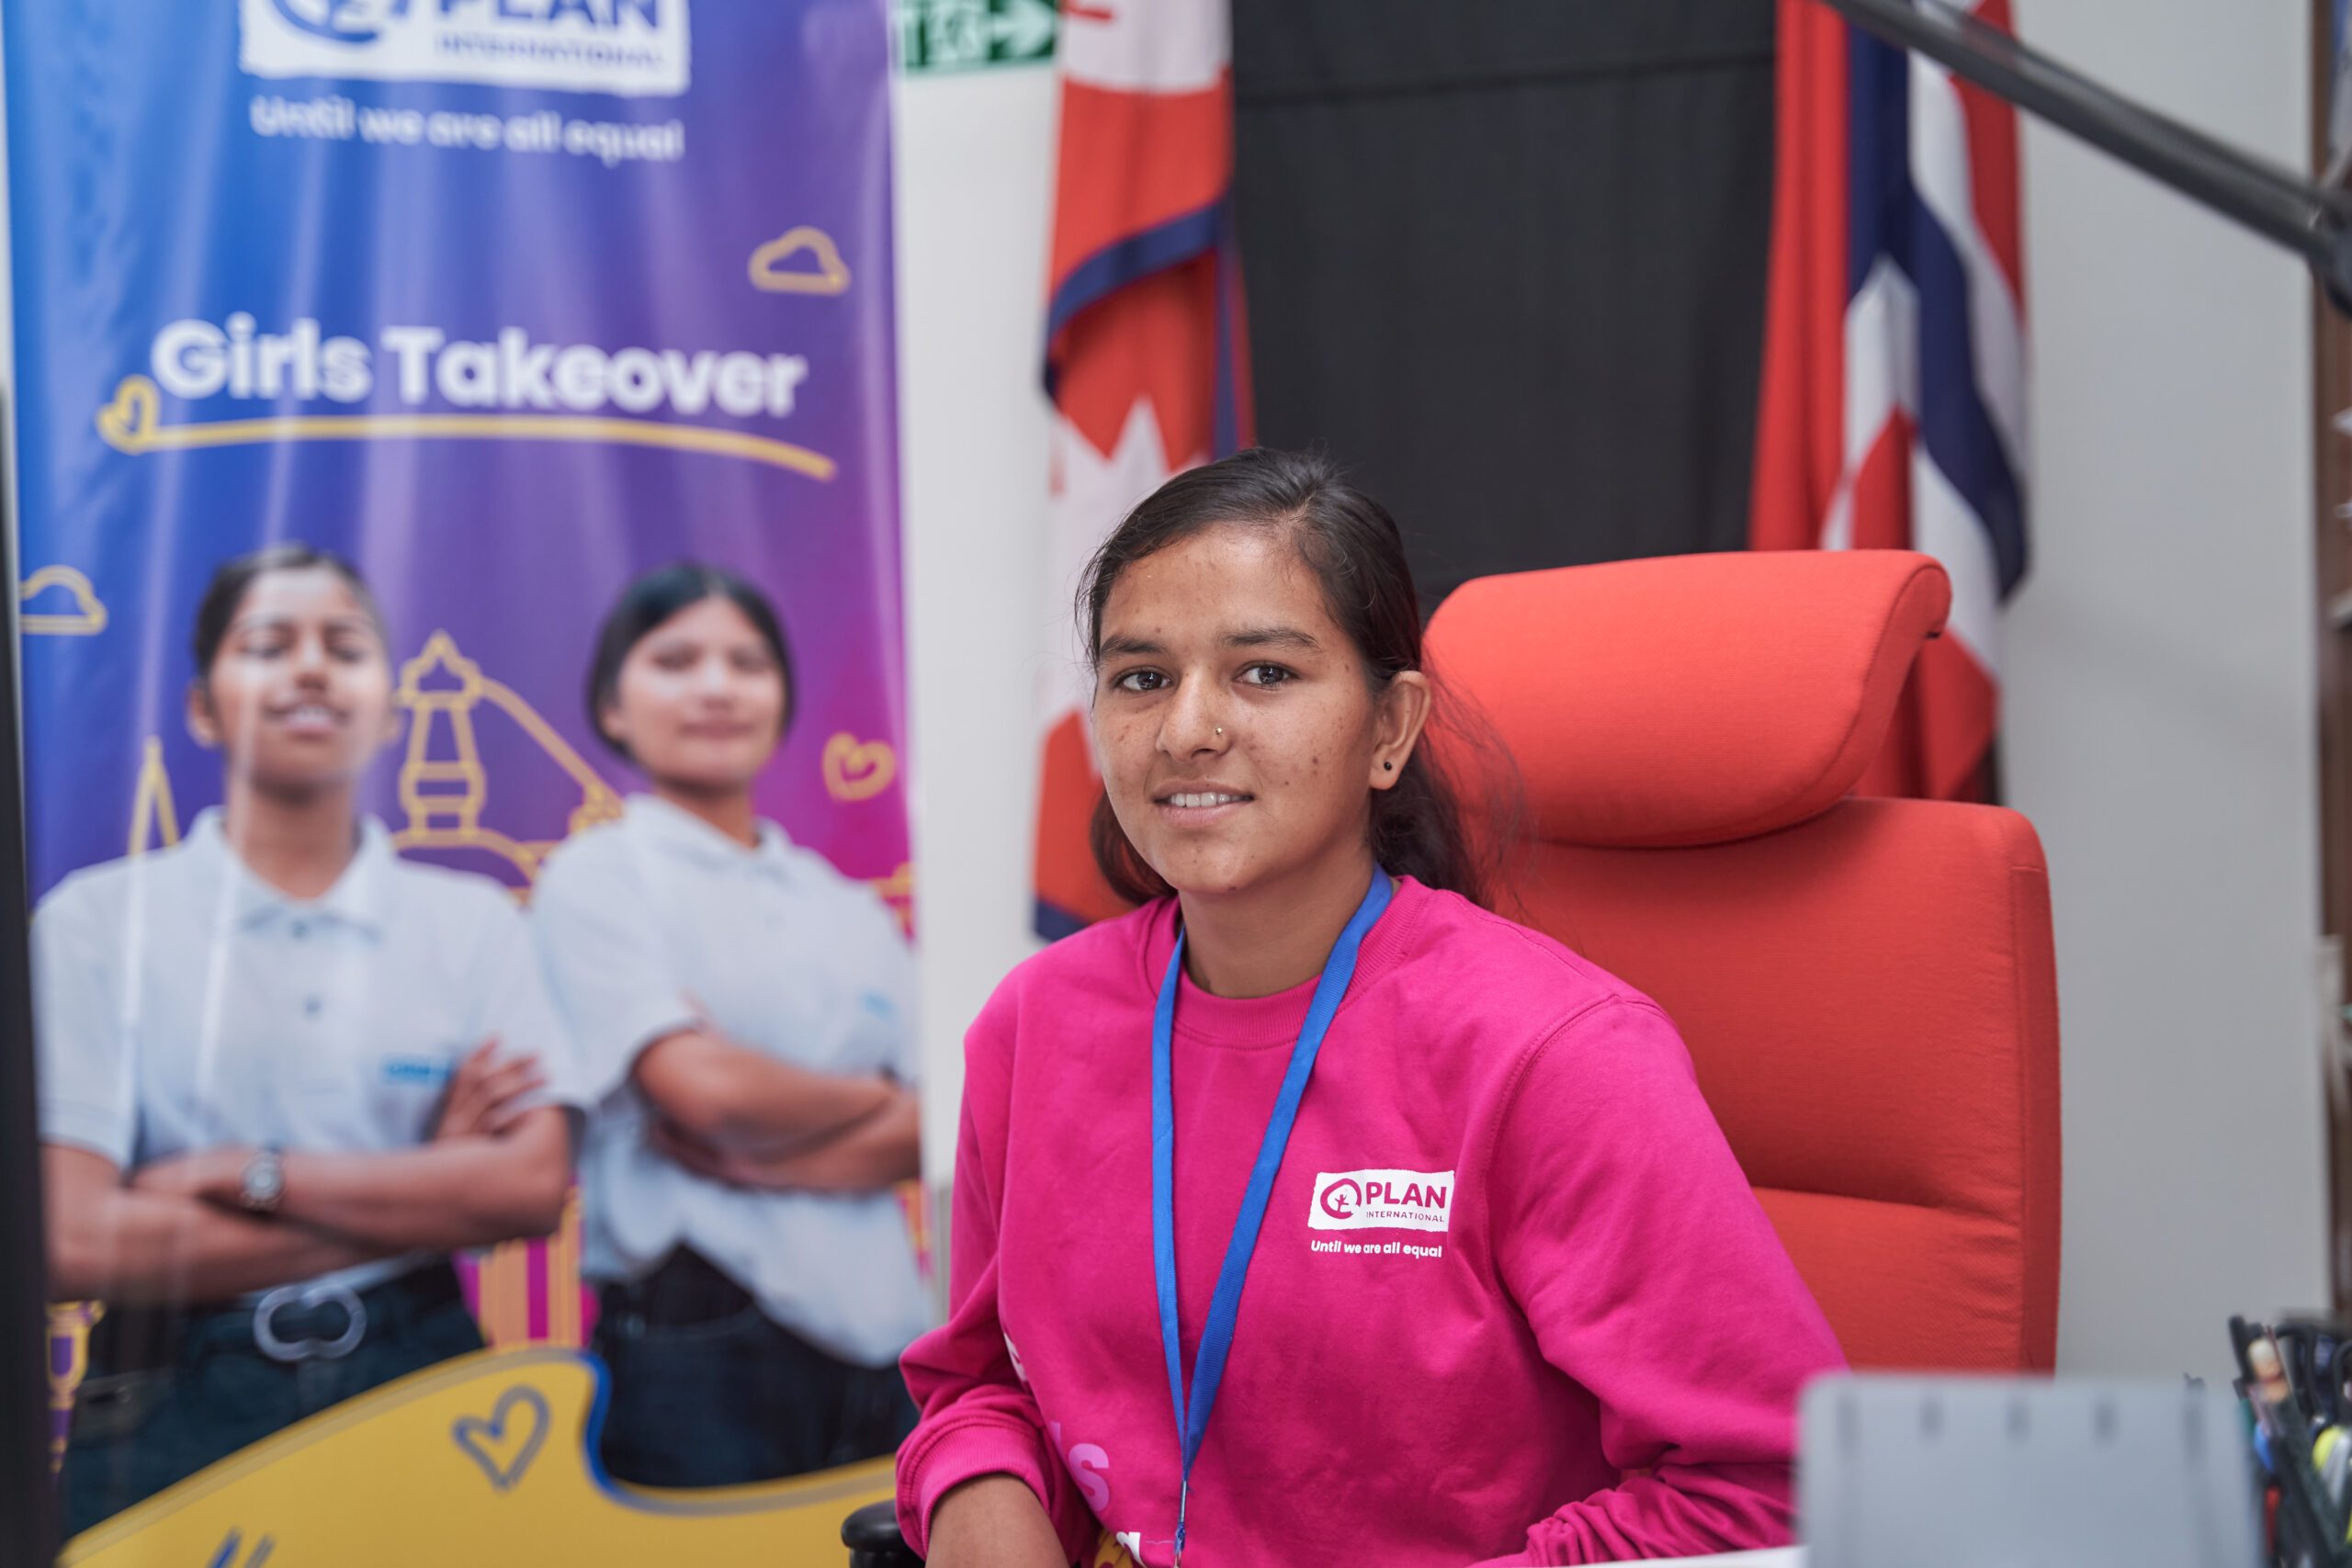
[{"x1": 0, "y1": 383, "x2": 58, "y2": 1563}]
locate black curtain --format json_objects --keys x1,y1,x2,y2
[{"x1": 1233, "y1": 1, "x2": 1779, "y2": 606}]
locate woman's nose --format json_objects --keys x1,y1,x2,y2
[{"x1": 1160, "y1": 674, "x2": 1229, "y2": 756}]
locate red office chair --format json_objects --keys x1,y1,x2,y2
[{"x1": 1424, "y1": 549, "x2": 2061, "y2": 1371}]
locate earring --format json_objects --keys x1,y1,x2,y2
[{"x1": 1383, "y1": 761, "x2": 1395, "y2": 771}]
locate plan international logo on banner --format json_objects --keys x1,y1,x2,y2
[{"x1": 240, "y1": 0, "x2": 690, "y2": 97}]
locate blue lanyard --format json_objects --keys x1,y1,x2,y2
[{"x1": 1150, "y1": 870, "x2": 1393, "y2": 1565}]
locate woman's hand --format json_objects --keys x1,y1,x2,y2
[
  {"x1": 643, "y1": 1116, "x2": 874, "y2": 1191},
  {"x1": 647, "y1": 1084, "x2": 918, "y2": 1193},
  {"x1": 434, "y1": 1038, "x2": 547, "y2": 1140},
  {"x1": 924, "y1": 1474, "x2": 1069, "y2": 1568},
  {"x1": 51, "y1": 1145, "x2": 387, "y2": 1304},
  {"x1": 127, "y1": 1145, "x2": 252, "y2": 1208},
  {"x1": 646, "y1": 1117, "x2": 778, "y2": 1188}
]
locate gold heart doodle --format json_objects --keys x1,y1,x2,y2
[
  {"x1": 822, "y1": 732, "x2": 897, "y2": 802},
  {"x1": 449, "y1": 1384, "x2": 548, "y2": 1493},
  {"x1": 748, "y1": 226, "x2": 852, "y2": 296},
  {"x1": 96, "y1": 376, "x2": 161, "y2": 453}
]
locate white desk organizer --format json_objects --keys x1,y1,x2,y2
[{"x1": 1800, "y1": 1376, "x2": 2257, "y2": 1568}]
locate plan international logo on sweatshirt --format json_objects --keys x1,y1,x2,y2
[
  {"x1": 1308, "y1": 1168, "x2": 1453, "y2": 1234},
  {"x1": 242, "y1": 0, "x2": 690, "y2": 98}
]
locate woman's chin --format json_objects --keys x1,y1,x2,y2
[
  {"x1": 644, "y1": 765, "x2": 762, "y2": 798},
  {"x1": 243, "y1": 762, "x2": 373, "y2": 800},
  {"x1": 1150, "y1": 852, "x2": 1271, "y2": 901}
]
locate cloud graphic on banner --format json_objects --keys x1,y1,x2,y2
[
  {"x1": 749, "y1": 227, "x2": 853, "y2": 295},
  {"x1": 19, "y1": 565, "x2": 107, "y2": 637}
]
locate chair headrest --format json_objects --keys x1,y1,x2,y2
[{"x1": 1425, "y1": 551, "x2": 1951, "y2": 848}]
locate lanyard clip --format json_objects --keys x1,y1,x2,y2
[{"x1": 1171, "y1": 1477, "x2": 1189, "y2": 1568}]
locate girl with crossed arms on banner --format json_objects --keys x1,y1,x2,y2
[
  {"x1": 34, "y1": 544, "x2": 581, "y2": 1535},
  {"x1": 899, "y1": 450, "x2": 1848, "y2": 1567},
  {"x1": 529, "y1": 563, "x2": 925, "y2": 1488}
]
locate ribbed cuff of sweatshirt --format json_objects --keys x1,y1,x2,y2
[{"x1": 895, "y1": 1412, "x2": 1063, "y2": 1560}]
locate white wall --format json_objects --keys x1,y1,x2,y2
[
  {"x1": 2007, "y1": 2, "x2": 2329, "y2": 1376},
  {"x1": 893, "y1": 65, "x2": 1059, "y2": 1178}
]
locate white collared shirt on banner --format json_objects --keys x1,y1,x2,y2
[
  {"x1": 29, "y1": 808, "x2": 589, "y2": 1297},
  {"x1": 528, "y1": 794, "x2": 927, "y2": 1369}
]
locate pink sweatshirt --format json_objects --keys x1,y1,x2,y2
[{"x1": 899, "y1": 877, "x2": 1846, "y2": 1566}]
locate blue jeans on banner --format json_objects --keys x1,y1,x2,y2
[
  {"x1": 593, "y1": 1249, "x2": 916, "y2": 1488},
  {"x1": 61, "y1": 1263, "x2": 484, "y2": 1538}
]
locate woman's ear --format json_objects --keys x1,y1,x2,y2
[
  {"x1": 597, "y1": 697, "x2": 630, "y2": 753},
  {"x1": 185, "y1": 679, "x2": 220, "y2": 750},
  {"x1": 1369, "y1": 670, "x2": 1434, "y2": 791}
]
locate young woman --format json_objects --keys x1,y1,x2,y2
[
  {"x1": 530, "y1": 562, "x2": 926, "y2": 1488},
  {"x1": 35, "y1": 544, "x2": 580, "y2": 1535},
  {"x1": 897, "y1": 450, "x2": 1848, "y2": 1567}
]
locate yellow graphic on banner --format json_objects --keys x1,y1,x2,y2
[
  {"x1": 128, "y1": 737, "x2": 182, "y2": 858},
  {"x1": 95, "y1": 373, "x2": 838, "y2": 481},
  {"x1": 392, "y1": 629, "x2": 624, "y2": 882},
  {"x1": 47, "y1": 1303, "x2": 102, "y2": 1475},
  {"x1": 822, "y1": 730, "x2": 898, "y2": 802},
  {"x1": 749, "y1": 225, "x2": 852, "y2": 295},
  {"x1": 387, "y1": 630, "x2": 615, "y2": 1343},
  {"x1": 20, "y1": 565, "x2": 108, "y2": 636},
  {"x1": 869, "y1": 859, "x2": 915, "y2": 938},
  {"x1": 59, "y1": 1349, "x2": 896, "y2": 1566}
]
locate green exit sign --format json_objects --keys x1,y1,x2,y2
[{"x1": 897, "y1": 0, "x2": 1057, "y2": 73}]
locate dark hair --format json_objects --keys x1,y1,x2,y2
[
  {"x1": 190, "y1": 543, "x2": 387, "y2": 682},
  {"x1": 586, "y1": 561, "x2": 796, "y2": 759},
  {"x1": 1077, "y1": 447, "x2": 1491, "y2": 907}
]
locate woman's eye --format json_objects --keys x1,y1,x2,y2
[
  {"x1": 1112, "y1": 669, "x2": 1167, "y2": 693},
  {"x1": 1239, "y1": 663, "x2": 1294, "y2": 687}
]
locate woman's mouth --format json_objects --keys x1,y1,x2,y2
[
  {"x1": 270, "y1": 701, "x2": 345, "y2": 733},
  {"x1": 1156, "y1": 789, "x2": 1254, "y2": 823}
]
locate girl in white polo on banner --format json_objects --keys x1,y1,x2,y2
[{"x1": 34, "y1": 544, "x2": 582, "y2": 1534}]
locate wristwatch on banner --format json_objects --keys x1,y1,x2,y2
[{"x1": 239, "y1": 1145, "x2": 286, "y2": 1217}]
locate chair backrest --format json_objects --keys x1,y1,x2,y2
[{"x1": 1426, "y1": 550, "x2": 2060, "y2": 1371}]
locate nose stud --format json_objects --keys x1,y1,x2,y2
[{"x1": 1215, "y1": 727, "x2": 1223, "y2": 737}]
